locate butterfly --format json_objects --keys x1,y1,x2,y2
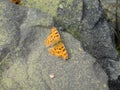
[
  {"x1": 9, "y1": 0, "x2": 21, "y2": 4},
  {"x1": 45, "y1": 27, "x2": 68, "y2": 60}
]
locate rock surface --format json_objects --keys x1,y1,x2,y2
[
  {"x1": 55, "y1": 0, "x2": 120, "y2": 89},
  {"x1": 0, "y1": 0, "x2": 108, "y2": 90},
  {"x1": 100, "y1": 0, "x2": 120, "y2": 29},
  {"x1": 0, "y1": 0, "x2": 120, "y2": 90},
  {"x1": 0, "y1": 25, "x2": 108, "y2": 90}
]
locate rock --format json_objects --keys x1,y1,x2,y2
[
  {"x1": 100, "y1": 0, "x2": 120, "y2": 30},
  {"x1": 55, "y1": 1, "x2": 120, "y2": 90},
  {"x1": 0, "y1": 1, "x2": 109, "y2": 90},
  {"x1": 0, "y1": 1, "x2": 27, "y2": 61},
  {"x1": 0, "y1": 25, "x2": 109, "y2": 90},
  {"x1": 55, "y1": 0, "x2": 120, "y2": 81}
]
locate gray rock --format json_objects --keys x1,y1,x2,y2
[
  {"x1": 55, "y1": 0, "x2": 120, "y2": 81},
  {"x1": 0, "y1": 1, "x2": 109, "y2": 90},
  {"x1": 0, "y1": 26, "x2": 108, "y2": 90},
  {"x1": 0, "y1": 1, "x2": 27, "y2": 61}
]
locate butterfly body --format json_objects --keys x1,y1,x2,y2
[{"x1": 45, "y1": 27, "x2": 68, "y2": 60}]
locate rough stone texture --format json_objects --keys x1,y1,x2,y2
[
  {"x1": 80, "y1": 0, "x2": 120, "y2": 81},
  {"x1": 55, "y1": 0, "x2": 120, "y2": 79},
  {"x1": 0, "y1": 1, "x2": 26, "y2": 61},
  {"x1": 55, "y1": 0, "x2": 120, "y2": 90},
  {"x1": 1, "y1": 0, "x2": 120, "y2": 90},
  {"x1": 100, "y1": 0, "x2": 120, "y2": 29},
  {"x1": 0, "y1": 26, "x2": 108, "y2": 90},
  {"x1": 0, "y1": 0, "x2": 109, "y2": 90},
  {"x1": 100, "y1": 0, "x2": 120, "y2": 59}
]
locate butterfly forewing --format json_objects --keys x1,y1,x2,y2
[{"x1": 45, "y1": 27, "x2": 61, "y2": 47}]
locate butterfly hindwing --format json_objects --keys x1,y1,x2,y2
[
  {"x1": 45, "y1": 27, "x2": 61, "y2": 47},
  {"x1": 48, "y1": 42, "x2": 68, "y2": 60}
]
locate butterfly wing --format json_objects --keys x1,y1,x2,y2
[
  {"x1": 10, "y1": 0, "x2": 21, "y2": 4},
  {"x1": 45, "y1": 27, "x2": 61, "y2": 47},
  {"x1": 48, "y1": 42, "x2": 68, "y2": 60}
]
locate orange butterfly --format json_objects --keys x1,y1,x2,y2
[
  {"x1": 45, "y1": 27, "x2": 68, "y2": 60},
  {"x1": 9, "y1": 0, "x2": 21, "y2": 4}
]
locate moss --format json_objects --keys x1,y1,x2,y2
[
  {"x1": 66, "y1": 25, "x2": 81, "y2": 39},
  {"x1": 77, "y1": 1, "x2": 83, "y2": 11},
  {"x1": 1, "y1": 78, "x2": 13, "y2": 88},
  {"x1": 23, "y1": 0, "x2": 60, "y2": 16},
  {"x1": 117, "y1": 44, "x2": 120, "y2": 54},
  {"x1": 67, "y1": 0, "x2": 74, "y2": 5}
]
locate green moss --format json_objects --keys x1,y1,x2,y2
[
  {"x1": 67, "y1": 0, "x2": 74, "y2": 5},
  {"x1": 117, "y1": 44, "x2": 120, "y2": 54},
  {"x1": 77, "y1": 2, "x2": 83, "y2": 11},
  {"x1": 23, "y1": 0, "x2": 60, "y2": 16},
  {"x1": 66, "y1": 25, "x2": 81, "y2": 39},
  {"x1": 1, "y1": 78, "x2": 13, "y2": 88}
]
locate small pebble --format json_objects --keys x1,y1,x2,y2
[
  {"x1": 49, "y1": 74, "x2": 55, "y2": 79},
  {"x1": 79, "y1": 48, "x2": 83, "y2": 52}
]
